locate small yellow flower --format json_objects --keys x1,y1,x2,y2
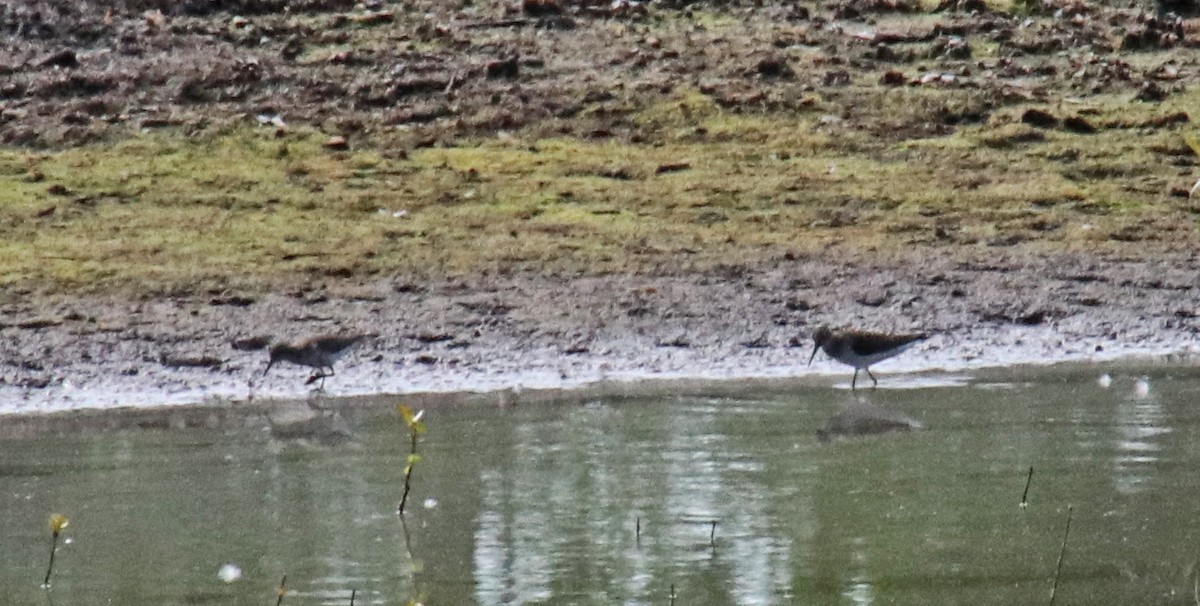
[{"x1": 48, "y1": 514, "x2": 69, "y2": 535}]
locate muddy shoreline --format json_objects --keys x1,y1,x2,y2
[
  {"x1": 4, "y1": 0, "x2": 1200, "y2": 415},
  {"x1": 3, "y1": 249, "x2": 1199, "y2": 415}
]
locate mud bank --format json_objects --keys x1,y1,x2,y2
[{"x1": 3, "y1": 250, "x2": 1199, "y2": 415}]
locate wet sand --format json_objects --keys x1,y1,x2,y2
[{"x1": 3, "y1": 250, "x2": 1199, "y2": 415}]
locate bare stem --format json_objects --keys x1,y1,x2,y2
[
  {"x1": 1049, "y1": 506, "x2": 1073, "y2": 606},
  {"x1": 1020, "y1": 466, "x2": 1034, "y2": 508},
  {"x1": 710, "y1": 520, "x2": 717, "y2": 547},
  {"x1": 42, "y1": 532, "x2": 59, "y2": 587},
  {"x1": 350, "y1": 589, "x2": 356, "y2": 606},
  {"x1": 398, "y1": 432, "x2": 418, "y2": 515},
  {"x1": 276, "y1": 575, "x2": 287, "y2": 606}
]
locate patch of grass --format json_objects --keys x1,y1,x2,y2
[{"x1": 1, "y1": 82, "x2": 1197, "y2": 294}]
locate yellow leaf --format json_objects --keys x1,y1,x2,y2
[
  {"x1": 398, "y1": 404, "x2": 427, "y2": 433},
  {"x1": 407, "y1": 454, "x2": 422, "y2": 465},
  {"x1": 397, "y1": 404, "x2": 416, "y2": 424},
  {"x1": 48, "y1": 513, "x2": 69, "y2": 535}
]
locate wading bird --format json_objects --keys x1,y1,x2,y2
[
  {"x1": 808, "y1": 326, "x2": 927, "y2": 390},
  {"x1": 264, "y1": 334, "x2": 369, "y2": 389}
]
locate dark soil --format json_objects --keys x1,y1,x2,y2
[{"x1": 2, "y1": 0, "x2": 1197, "y2": 146}]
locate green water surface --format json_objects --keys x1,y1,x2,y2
[{"x1": 2, "y1": 366, "x2": 1199, "y2": 605}]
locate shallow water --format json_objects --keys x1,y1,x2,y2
[{"x1": 3, "y1": 365, "x2": 1200, "y2": 605}]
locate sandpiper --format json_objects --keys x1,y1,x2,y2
[
  {"x1": 808, "y1": 325, "x2": 927, "y2": 390},
  {"x1": 263, "y1": 334, "x2": 368, "y2": 389}
]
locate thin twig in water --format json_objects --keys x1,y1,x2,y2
[
  {"x1": 350, "y1": 589, "x2": 356, "y2": 606},
  {"x1": 43, "y1": 514, "x2": 68, "y2": 588},
  {"x1": 396, "y1": 405, "x2": 425, "y2": 515},
  {"x1": 276, "y1": 575, "x2": 287, "y2": 606},
  {"x1": 1020, "y1": 466, "x2": 1034, "y2": 509},
  {"x1": 670, "y1": 583, "x2": 677, "y2": 606},
  {"x1": 710, "y1": 520, "x2": 717, "y2": 547},
  {"x1": 43, "y1": 533, "x2": 58, "y2": 587},
  {"x1": 636, "y1": 516, "x2": 641, "y2": 543},
  {"x1": 1049, "y1": 506, "x2": 1073, "y2": 606},
  {"x1": 398, "y1": 429, "x2": 417, "y2": 514}
]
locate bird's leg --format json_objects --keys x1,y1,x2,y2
[
  {"x1": 851, "y1": 369, "x2": 859, "y2": 391},
  {"x1": 866, "y1": 367, "x2": 878, "y2": 389}
]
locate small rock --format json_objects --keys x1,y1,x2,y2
[
  {"x1": 1062, "y1": 115, "x2": 1096, "y2": 133},
  {"x1": 1016, "y1": 309, "x2": 1047, "y2": 325},
  {"x1": 1020, "y1": 108, "x2": 1058, "y2": 128},
  {"x1": 231, "y1": 335, "x2": 272, "y2": 351},
  {"x1": 323, "y1": 135, "x2": 349, "y2": 150},
  {"x1": 880, "y1": 70, "x2": 906, "y2": 85},
  {"x1": 159, "y1": 354, "x2": 223, "y2": 369},
  {"x1": 522, "y1": 0, "x2": 562, "y2": 15},
  {"x1": 414, "y1": 333, "x2": 454, "y2": 343},
  {"x1": 657, "y1": 336, "x2": 691, "y2": 348},
  {"x1": 655, "y1": 161, "x2": 690, "y2": 174},
  {"x1": 755, "y1": 55, "x2": 795, "y2": 79},
  {"x1": 350, "y1": 10, "x2": 394, "y2": 25},
  {"x1": 741, "y1": 334, "x2": 770, "y2": 348},
  {"x1": 281, "y1": 36, "x2": 305, "y2": 61},
  {"x1": 37, "y1": 49, "x2": 78, "y2": 69},
  {"x1": 855, "y1": 292, "x2": 889, "y2": 307},
  {"x1": 823, "y1": 70, "x2": 851, "y2": 86},
  {"x1": 1135, "y1": 80, "x2": 1168, "y2": 102},
  {"x1": 485, "y1": 55, "x2": 520, "y2": 79},
  {"x1": 210, "y1": 295, "x2": 256, "y2": 307},
  {"x1": 785, "y1": 298, "x2": 815, "y2": 311},
  {"x1": 17, "y1": 376, "x2": 53, "y2": 389},
  {"x1": 16, "y1": 317, "x2": 62, "y2": 330}
]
